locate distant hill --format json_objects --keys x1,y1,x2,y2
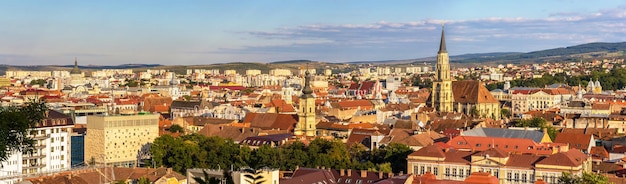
[
  {"x1": 58, "y1": 64, "x2": 162, "y2": 69},
  {"x1": 2, "y1": 42, "x2": 626, "y2": 75},
  {"x1": 356, "y1": 42, "x2": 626, "y2": 66}
]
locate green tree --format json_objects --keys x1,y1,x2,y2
[
  {"x1": 558, "y1": 172, "x2": 609, "y2": 184},
  {"x1": 193, "y1": 170, "x2": 221, "y2": 184},
  {"x1": 168, "y1": 124, "x2": 185, "y2": 133},
  {"x1": 377, "y1": 162, "x2": 393, "y2": 173},
  {"x1": 470, "y1": 107, "x2": 479, "y2": 117},
  {"x1": 500, "y1": 108, "x2": 511, "y2": 119},
  {"x1": 251, "y1": 145, "x2": 280, "y2": 169},
  {"x1": 29, "y1": 79, "x2": 46, "y2": 86},
  {"x1": 0, "y1": 100, "x2": 48, "y2": 162},
  {"x1": 137, "y1": 177, "x2": 151, "y2": 184},
  {"x1": 580, "y1": 172, "x2": 609, "y2": 184}
]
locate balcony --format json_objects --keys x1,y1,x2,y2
[
  {"x1": 32, "y1": 134, "x2": 51, "y2": 140},
  {"x1": 22, "y1": 154, "x2": 46, "y2": 159},
  {"x1": 34, "y1": 144, "x2": 46, "y2": 149},
  {"x1": 23, "y1": 164, "x2": 46, "y2": 169}
]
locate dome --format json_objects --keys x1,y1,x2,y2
[
  {"x1": 595, "y1": 80, "x2": 601, "y2": 87},
  {"x1": 587, "y1": 80, "x2": 594, "y2": 88},
  {"x1": 301, "y1": 71, "x2": 314, "y2": 98},
  {"x1": 70, "y1": 59, "x2": 81, "y2": 75}
]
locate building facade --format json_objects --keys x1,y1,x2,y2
[
  {"x1": 0, "y1": 110, "x2": 73, "y2": 184},
  {"x1": 84, "y1": 113, "x2": 159, "y2": 167}
]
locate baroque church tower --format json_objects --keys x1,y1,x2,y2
[
  {"x1": 295, "y1": 71, "x2": 316, "y2": 137},
  {"x1": 431, "y1": 25, "x2": 454, "y2": 112}
]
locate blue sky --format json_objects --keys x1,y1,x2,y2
[{"x1": 1, "y1": 1, "x2": 626, "y2": 65}]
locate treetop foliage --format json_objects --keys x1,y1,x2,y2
[
  {"x1": 150, "y1": 134, "x2": 413, "y2": 174},
  {"x1": 0, "y1": 100, "x2": 48, "y2": 163}
]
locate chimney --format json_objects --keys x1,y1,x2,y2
[
  {"x1": 399, "y1": 171, "x2": 403, "y2": 176},
  {"x1": 241, "y1": 128, "x2": 245, "y2": 133},
  {"x1": 321, "y1": 166, "x2": 325, "y2": 170},
  {"x1": 347, "y1": 169, "x2": 352, "y2": 177},
  {"x1": 360, "y1": 170, "x2": 367, "y2": 178},
  {"x1": 389, "y1": 172, "x2": 394, "y2": 177},
  {"x1": 167, "y1": 167, "x2": 172, "y2": 174},
  {"x1": 340, "y1": 169, "x2": 345, "y2": 176},
  {"x1": 378, "y1": 171, "x2": 383, "y2": 179}
]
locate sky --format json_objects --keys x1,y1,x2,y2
[{"x1": 1, "y1": 1, "x2": 626, "y2": 66}]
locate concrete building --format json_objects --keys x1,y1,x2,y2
[
  {"x1": 84, "y1": 113, "x2": 159, "y2": 167},
  {"x1": 0, "y1": 110, "x2": 74, "y2": 184}
]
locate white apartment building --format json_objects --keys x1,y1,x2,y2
[
  {"x1": 5, "y1": 71, "x2": 52, "y2": 79},
  {"x1": 269, "y1": 69, "x2": 292, "y2": 76},
  {"x1": 0, "y1": 110, "x2": 73, "y2": 184},
  {"x1": 245, "y1": 69, "x2": 262, "y2": 76}
]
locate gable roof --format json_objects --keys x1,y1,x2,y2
[
  {"x1": 447, "y1": 136, "x2": 562, "y2": 155},
  {"x1": 243, "y1": 112, "x2": 298, "y2": 131},
  {"x1": 409, "y1": 145, "x2": 446, "y2": 158},
  {"x1": 462, "y1": 127, "x2": 546, "y2": 143},
  {"x1": 536, "y1": 149, "x2": 588, "y2": 167},
  {"x1": 451, "y1": 80, "x2": 499, "y2": 104},
  {"x1": 280, "y1": 168, "x2": 337, "y2": 184},
  {"x1": 554, "y1": 133, "x2": 593, "y2": 151}
]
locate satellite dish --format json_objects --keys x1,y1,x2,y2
[{"x1": 418, "y1": 121, "x2": 424, "y2": 128}]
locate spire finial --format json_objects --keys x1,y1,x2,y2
[{"x1": 438, "y1": 23, "x2": 447, "y2": 54}]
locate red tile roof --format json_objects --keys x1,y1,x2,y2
[{"x1": 447, "y1": 136, "x2": 564, "y2": 155}]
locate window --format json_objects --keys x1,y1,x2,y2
[
  {"x1": 61, "y1": 137, "x2": 64, "y2": 142},
  {"x1": 522, "y1": 173, "x2": 527, "y2": 182},
  {"x1": 51, "y1": 147, "x2": 54, "y2": 152},
  {"x1": 514, "y1": 173, "x2": 520, "y2": 181},
  {"x1": 433, "y1": 167, "x2": 438, "y2": 175},
  {"x1": 445, "y1": 168, "x2": 450, "y2": 176},
  {"x1": 420, "y1": 166, "x2": 425, "y2": 174}
]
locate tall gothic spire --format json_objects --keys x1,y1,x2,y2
[{"x1": 438, "y1": 24, "x2": 447, "y2": 54}]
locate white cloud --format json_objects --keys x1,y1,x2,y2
[{"x1": 210, "y1": 6, "x2": 626, "y2": 61}]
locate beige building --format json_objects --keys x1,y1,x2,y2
[{"x1": 84, "y1": 113, "x2": 159, "y2": 167}]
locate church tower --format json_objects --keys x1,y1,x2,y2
[
  {"x1": 69, "y1": 57, "x2": 85, "y2": 87},
  {"x1": 295, "y1": 71, "x2": 316, "y2": 137},
  {"x1": 431, "y1": 25, "x2": 454, "y2": 112}
]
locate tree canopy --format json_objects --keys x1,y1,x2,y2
[
  {"x1": 150, "y1": 134, "x2": 413, "y2": 174},
  {"x1": 0, "y1": 100, "x2": 48, "y2": 162}
]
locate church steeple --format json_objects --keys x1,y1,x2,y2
[
  {"x1": 438, "y1": 24, "x2": 447, "y2": 54},
  {"x1": 295, "y1": 69, "x2": 316, "y2": 137},
  {"x1": 70, "y1": 57, "x2": 81, "y2": 75},
  {"x1": 431, "y1": 24, "x2": 454, "y2": 113}
]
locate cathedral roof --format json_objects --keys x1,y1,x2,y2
[
  {"x1": 451, "y1": 80, "x2": 499, "y2": 104},
  {"x1": 70, "y1": 58, "x2": 81, "y2": 74}
]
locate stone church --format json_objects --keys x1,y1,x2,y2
[{"x1": 429, "y1": 26, "x2": 501, "y2": 119}]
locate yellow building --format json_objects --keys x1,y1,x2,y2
[
  {"x1": 84, "y1": 113, "x2": 159, "y2": 167},
  {"x1": 0, "y1": 78, "x2": 11, "y2": 87},
  {"x1": 294, "y1": 71, "x2": 316, "y2": 137}
]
